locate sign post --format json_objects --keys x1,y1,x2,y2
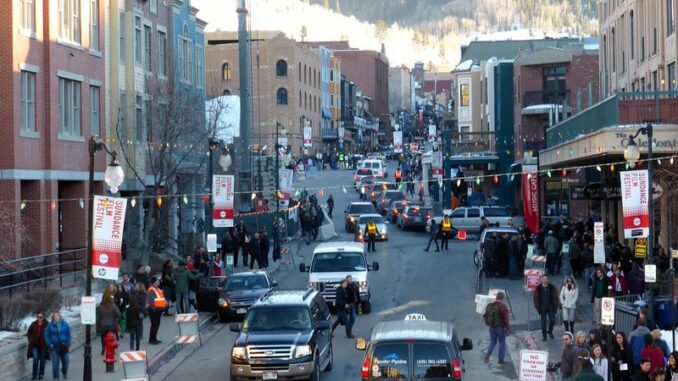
[{"x1": 601, "y1": 297, "x2": 615, "y2": 326}]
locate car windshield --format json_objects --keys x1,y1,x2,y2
[
  {"x1": 224, "y1": 275, "x2": 268, "y2": 291},
  {"x1": 384, "y1": 191, "x2": 405, "y2": 201},
  {"x1": 348, "y1": 204, "x2": 376, "y2": 214},
  {"x1": 242, "y1": 307, "x2": 311, "y2": 332},
  {"x1": 358, "y1": 216, "x2": 384, "y2": 224},
  {"x1": 483, "y1": 207, "x2": 510, "y2": 217},
  {"x1": 310, "y1": 251, "x2": 367, "y2": 272}
]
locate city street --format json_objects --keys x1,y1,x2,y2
[{"x1": 156, "y1": 164, "x2": 521, "y2": 381}]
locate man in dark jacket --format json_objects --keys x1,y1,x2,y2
[
  {"x1": 249, "y1": 232, "x2": 263, "y2": 270},
  {"x1": 534, "y1": 275, "x2": 560, "y2": 340},
  {"x1": 424, "y1": 219, "x2": 439, "y2": 252},
  {"x1": 259, "y1": 230, "x2": 270, "y2": 268},
  {"x1": 174, "y1": 261, "x2": 201, "y2": 314},
  {"x1": 591, "y1": 267, "x2": 608, "y2": 324},
  {"x1": 346, "y1": 275, "x2": 360, "y2": 335},
  {"x1": 560, "y1": 332, "x2": 579, "y2": 380},
  {"x1": 331, "y1": 278, "x2": 353, "y2": 338},
  {"x1": 327, "y1": 194, "x2": 335, "y2": 218}
]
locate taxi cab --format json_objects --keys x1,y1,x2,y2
[{"x1": 356, "y1": 314, "x2": 472, "y2": 380}]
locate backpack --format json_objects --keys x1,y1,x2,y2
[{"x1": 484, "y1": 302, "x2": 502, "y2": 327}]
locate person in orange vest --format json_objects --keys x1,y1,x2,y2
[
  {"x1": 146, "y1": 275, "x2": 167, "y2": 345},
  {"x1": 394, "y1": 167, "x2": 402, "y2": 185},
  {"x1": 439, "y1": 215, "x2": 453, "y2": 250},
  {"x1": 103, "y1": 331, "x2": 118, "y2": 373}
]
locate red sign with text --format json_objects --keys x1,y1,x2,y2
[
  {"x1": 521, "y1": 165, "x2": 540, "y2": 234},
  {"x1": 92, "y1": 196, "x2": 127, "y2": 280}
]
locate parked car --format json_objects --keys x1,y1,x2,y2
[
  {"x1": 215, "y1": 271, "x2": 278, "y2": 322},
  {"x1": 357, "y1": 214, "x2": 389, "y2": 241},
  {"x1": 354, "y1": 168, "x2": 374, "y2": 190},
  {"x1": 397, "y1": 205, "x2": 432, "y2": 231},
  {"x1": 448, "y1": 206, "x2": 522, "y2": 234},
  {"x1": 386, "y1": 200, "x2": 411, "y2": 223},
  {"x1": 375, "y1": 190, "x2": 406, "y2": 215},
  {"x1": 344, "y1": 201, "x2": 378, "y2": 232}
]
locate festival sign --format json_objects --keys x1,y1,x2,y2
[
  {"x1": 428, "y1": 124, "x2": 436, "y2": 142},
  {"x1": 303, "y1": 126, "x2": 313, "y2": 148},
  {"x1": 521, "y1": 165, "x2": 540, "y2": 234},
  {"x1": 92, "y1": 196, "x2": 128, "y2": 280},
  {"x1": 620, "y1": 170, "x2": 650, "y2": 238},
  {"x1": 393, "y1": 131, "x2": 403, "y2": 153},
  {"x1": 212, "y1": 175, "x2": 235, "y2": 228}
]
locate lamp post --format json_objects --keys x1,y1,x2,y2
[
  {"x1": 624, "y1": 122, "x2": 654, "y2": 317},
  {"x1": 84, "y1": 136, "x2": 124, "y2": 381},
  {"x1": 207, "y1": 138, "x2": 231, "y2": 236},
  {"x1": 275, "y1": 122, "x2": 286, "y2": 258}
]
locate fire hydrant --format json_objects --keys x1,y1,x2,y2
[{"x1": 103, "y1": 331, "x2": 118, "y2": 373}]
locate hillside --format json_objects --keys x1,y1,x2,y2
[{"x1": 193, "y1": 0, "x2": 598, "y2": 68}]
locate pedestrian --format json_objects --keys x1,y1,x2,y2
[
  {"x1": 96, "y1": 285, "x2": 121, "y2": 355},
  {"x1": 610, "y1": 331, "x2": 633, "y2": 381},
  {"x1": 120, "y1": 273, "x2": 135, "y2": 295},
  {"x1": 260, "y1": 229, "x2": 270, "y2": 268},
  {"x1": 213, "y1": 254, "x2": 224, "y2": 277},
  {"x1": 220, "y1": 232, "x2": 232, "y2": 265},
  {"x1": 44, "y1": 311, "x2": 71, "y2": 381},
  {"x1": 508, "y1": 234, "x2": 522, "y2": 280},
  {"x1": 640, "y1": 334, "x2": 665, "y2": 373},
  {"x1": 628, "y1": 263, "x2": 646, "y2": 296},
  {"x1": 173, "y1": 260, "x2": 201, "y2": 314},
  {"x1": 302, "y1": 209, "x2": 313, "y2": 244},
  {"x1": 576, "y1": 331, "x2": 593, "y2": 352},
  {"x1": 570, "y1": 233, "x2": 583, "y2": 278},
  {"x1": 609, "y1": 266, "x2": 629, "y2": 296},
  {"x1": 634, "y1": 358, "x2": 653, "y2": 381},
  {"x1": 589, "y1": 329, "x2": 607, "y2": 356},
  {"x1": 194, "y1": 248, "x2": 209, "y2": 278},
  {"x1": 132, "y1": 282, "x2": 147, "y2": 310},
  {"x1": 161, "y1": 259, "x2": 175, "y2": 316},
  {"x1": 364, "y1": 218, "x2": 378, "y2": 252},
  {"x1": 544, "y1": 230, "x2": 561, "y2": 275},
  {"x1": 560, "y1": 276, "x2": 579, "y2": 333},
  {"x1": 592, "y1": 267, "x2": 609, "y2": 324},
  {"x1": 582, "y1": 243, "x2": 596, "y2": 292},
  {"x1": 114, "y1": 283, "x2": 129, "y2": 338},
  {"x1": 439, "y1": 215, "x2": 453, "y2": 250},
  {"x1": 27, "y1": 311, "x2": 48, "y2": 380},
  {"x1": 651, "y1": 368, "x2": 666, "y2": 381},
  {"x1": 146, "y1": 275, "x2": 167, "y2": 345},
  {"x1": 394, "y1": 166, "x2": 402, "y2": 185},
  {"x1": 665, "y1": 352, "x2": 678, "y2": 380},
  {"x1": 346, "y1": 275, "x2": 360, "y2": 333},
  {"x1": 424, "y1": 219, "x2": 440, "y2": 252},
  {"x1": 631, "y1": 320, "x2": 652, "y2": 366},
  {"x1": 483, "y1": 292, "x2": 510, "y2": 365},
  {"x1": 249, "y1": 232, "x2": 264, "y2": 270},
  {"x1": 592, "y1": 344, "x2": 609, "y2": 381},
  {"x1": 534, "y1": 275, "x2": 560, "y2": 341},
  {"x1": 132, "y1": 264, "x2": 149, "y2": 289},
  {"x1": 562, "y1": 331, "x2": 580, "y2": 381},
  {"x1": 331, "y1": 278, "x2": 353, "y2": 338},
  {"x1": 635, "y1": 309, "x2": 658, "y2": 331},
  {"x1": 651, "y1": 330, "x2": 670, "y2": 358},
  {"x1": 327, "y1": 194, "x2": 334, "y2": 218},
  {"x1": 126, "y1": 298, "x2": 144, "y2": 351}
]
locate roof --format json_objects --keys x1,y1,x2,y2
[
  {"x1": 313, "y1": 242, "x2": 364, "y2": 254},
  {"x1": 257, "y1": 289, "x2": 316, "y2": 306},
  {"x1": 358, "y1": 213, "x2": 383, "y2": 220},
  {"x1": 459, "y1": 37, "x2": 583, "y2": 63},
  {"x1": 371, "y1": 320, "x2": 454, "y2": 342},
  {"x1": 515, "y1": 45, "x2": 595, "y2": 66}
]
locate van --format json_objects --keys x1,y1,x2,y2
[
  {"x1": 448, "y1": 206, "x2": 523, "y2": 234},
  {"x1": 360, "y1": 159, "x2": 387, "y2": 178},
  {"x1": 299, "y1": 242, "x2": 379, "y2": 313}
]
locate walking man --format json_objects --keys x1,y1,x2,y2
[
  {"x1": 544, "y1": 230, "x2": 561, "y2": 275},
  {"x1": 346, "y1": 275, "x2": 360, "y2": 335},
  {"x1": 560, "y1": 332, "x2": 579, "y2": 381},
  {"x1": 327, "y1": 194, "x2": 334, "y2": 218},
  {"x1": 591, "y1": 267, "x2": 608, "y2": 324},
  {"x1": 365, "y1": 218, "x2": 378, "y2": 252},
  {"x1": 424, "y1": 219, "x2": 440, "y2": 252},
  {"x1": 331, "y1": 278, "x2": 354, "y2": 338},
  {"x1": 534, "y1": 275, "x2": 560, "y2": 341},
  {"x1": 483, "y1": 292, "x2": 510, "y2": 364}
]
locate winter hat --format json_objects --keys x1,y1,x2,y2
[{"x1": 563, "y1": 331, "x2": 574, "y2": 341}]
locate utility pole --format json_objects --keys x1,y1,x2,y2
[{"x1": 237, "y1": 0, "x2": 251, "y2": 174}]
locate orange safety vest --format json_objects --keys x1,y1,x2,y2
[
  {"x1": 367, "y1": 222, "x2": 377, "y2": 235},
  {"x1": 395, "y1": 169, "x2": 402, "y2": 180},
  {"x1": 442, "y1": 220, "x2": 452, "y2": 232},
  {"x1": 148, "y1": 286, "x2": 167, "y2": 309}
]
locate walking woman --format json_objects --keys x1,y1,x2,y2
[
  {"x1": 27, "y1": 311, "x2": 48, "y2": 380},
  {"x1": 592, "y1": 344, "x2": 609, "y2": 381},
  {"x1": 560, "y1": 276, "x2": 579, "y2": 333},
  {"x1": 665, "y1": 351, "x2": 678, "y2": 380},
  {"x1": 97, "y1": 284, "x2": 121, "y2": 355},
  {"x1": 610, "y1": 331, "x2": 633, "y2": 381},
  {"x1": 44, "y1": 311, "x2": 71, "y2": 380}
]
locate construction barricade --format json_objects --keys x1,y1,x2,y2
[
  {"x1": 120, "y1": 350, "x2": 149, "y2": 381},
  {"x1": 175, "y1": 312, "x2": 202, "y2": 346}
]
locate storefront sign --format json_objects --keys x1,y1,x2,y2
[
  {"x1": 519, "y1": 350, "x2": 548, "y2": 381},
  {"x1": 92, "y1": 196, "x2": 127, "y2": 280},
  {"x1": 521, "y1": 165, "x2": 540, "y2": 234},
  {"x1": 393, "y1": 131, "x2": 403, "y2": 153},
  {"x1": 303, "y1": 126, "x2": 312, "y2": 147},
  {"x1": 620, "y1": 170, "x2": 650, "y2": 238},
  {"x1": 212, "y1": 175, "x2": 235, "y2": 228},
  {"x1": 594, "y1": 222, "x2": 605, "y2": 263}
]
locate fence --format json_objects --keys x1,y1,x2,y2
[
  {"x1": 0, "y1": 248, "x2": 87, "y2": 299},
  {"x1": 613, "y1": 294, "x2": 643, "y2": 336}
]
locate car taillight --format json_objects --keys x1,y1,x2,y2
[
  {"x1": 404, "y1": 215, "x2": 410, "y2": 220},
  {"x1": 393, "y1": 209, "x2": 399, "y2": 215},
  {"x1": 354, "y1": 175, "x2": 358, "y2": 181},
  {"x1": 361, "y1": 357, "x2": 371, "y2": 378},
  {"x1": 453, "y1": 358, "x2": 462, "y2": 378},
  {"x1": 426, "y1": 214, "x2": 431, "y2": 220}
]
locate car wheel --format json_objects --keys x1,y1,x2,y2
[
  {"x1": 228, "y1": 371, "x2": 239, "y2": 381},
  {"x1": 361, "y1": 301, "x2": 372, "y2": 314},
  {"x1": 324, "y1": 344, "x2": 333, "y2": 371},
  {"x1": 309, "y1": 357, "x2": 321, "y2": 381}
]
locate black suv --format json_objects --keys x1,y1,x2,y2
[{"x1": 229, "y1": 289, "x2": 333, "y2": 381}]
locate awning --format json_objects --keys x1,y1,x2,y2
[{"x1": 322, "y1": 108, "x2": 332, "y2": 119}]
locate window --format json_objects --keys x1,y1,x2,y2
[
  {"x1": 276, "y1": 88, "x2": 288, "y2": 105},
  {"x1": 150, "y1": 0, "x2": 157, "y2": 14},
  {"x1": 58, "y1": 78, "x2": 81, "y2": 136},
  {"x1": 118, "y1": 92, "x2": 127, "y2": 142},
  {"x1": 313, "y1": 69, "x2": 317, "y2": 87},
  {"x1": 90, "y1": 0, "x2": 99, "y2": 50},
  {"x1": 413, "y1": 344, "x2": 452, "y2": 379},
  {"x1": 20, "y1": 71, "x2": 36, "y2": 132},
  {"x1": 298, "y1": 63, "x2": 301, "y2": 79},
  {"x1": 58, "y1": 0, "x2": 81, "y2": 43},
  {"x1": 222, "y1": 62, "x2": 232, "y2": 80},
  {"x1": 144, "y1": 25, "x2": 152, "y2": 72},
  {"x1": 89, "y1": 85, "x2": 100, "y2": 136},
  {"x1": 451, "y1": 209, "x2": 465, "y2": 218},
  {"x1": 20, "y1": 0, "x2": 35, "y2": 33},
  {"x1": 134, "y1": 17, "x2": 142, "y2": 65},
  {"x1": 299, "y1": 90, "x2": 302, "y2": 107},
  {"x1": 611, "y1": 28, "x2": 616, "y2": 72},
  {"x1": 330, "y1": 69, "x2": 334, "y2": 82},
  {"x1": 460, "y1": 83, "x2": 470, "y2": 106},
  {"x1": 641, "y1": 36, "x2": 645, "y2": 62},
  {"x1": 158, "y1": 31, "x2": 167, "y2": 76},
  {"x1": 669, "y1": 0, "x2": 675, "y2": 36},
  {"x1": 196, "y1": 45, "x2": 204, "y2": 88},
  {"x1": 276, "y1": 60, "x2": 287, "y2": 76},
  {"x1": 304, "y1": 65, "x2": 307, "y2": 84},
  {"x1": 119, "y1": 12, "x2": 126, "y2": 61},
  {"x1": 669, "y1": 62, "x2": 676, "y2": 91},
  {"x1": 145, "y1": 99, "x2": 152, "y2": 137},
  {"x1": 467, "y1": 208, "x2": 480, "y2": 218},
  {"x1": 179, "y1": 25, "x2": 192, "y2": 83},
  {"x1": 653, "y1": 28, "x2": 658, "y2": 55},
  {"x1": 370, "y1": 343, "x2": 409, "y2": 379},
  {"x1": 135, "y1": 95, "x2": 143, "y2": 141},
  {"x1": 652, "y1": 70, "x2": 658, "y2": 91},
  {"x1": 630, "y1": 11, "x2": 634, "y2": 59}
]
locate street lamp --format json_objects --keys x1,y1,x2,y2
[
  {"x1": 275, "y1": 122, "x2": 287, "y2": 259},
  {"x1": 624, "y1": 123, "x2": 655, "y2": 317},
  {"x1": 84, "y1": 136, "x2": 124, "y2": 381},
  {"x1": 207, "y1": 138, "x2": 230, "y2": 236}
]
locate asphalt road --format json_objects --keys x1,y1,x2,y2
[{"x1": 161, "y1": 164, "x2": 519, "y2": 381}]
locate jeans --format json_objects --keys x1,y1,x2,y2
[
  {"x1": 585, "y1": 266, "x2": 596, "y2": 293},
  {"x1": 540, "y1": 309, "x2": 556, "y2": 337},
  {"x1": 49, "y1": 348, "x2": 69, "y2": 380},
  {"x1": 348, "y1": 305, "x2": 357, "y2": 334},
  {"x1": 31, "y1": 347, "x2": 46, "y2": 378},
  {"x1": 425, "y1": 237, "x2": 439, "y2": 251},
  {"x1": 367, "y1": 235, "x2": 376, "y2": 252},
  {"x1": 177, "y1": 291, "x2": 191, "y2": 313},
  {"x1": 304, "y1": 229, "x2": 313, "y2": 244},
  {"x1": 129, "y1": 325, "x2": 143, "y2": 351},
  {"x1": 486, "y1": 326, "x2": 506, "y2": 361},
  {"x1": 562, "y1": 307, "x2": 575, "y2": 322}
]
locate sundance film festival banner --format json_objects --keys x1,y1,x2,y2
[
  {"x1": 338, "y1": 126, "x2": 345, "y2": 144},
  {"x1": 620, "y1": 170, "x2": 650, "y2": 238},
  {"x1": 92, "y1": 196, "x2": 127, "y2": 280},
  {"x1": 303, "y1": 127, "x2": 312, "y2": 148},
  {"x1": 393, "y1": 131, "x2": 403, "y2": 153},
  {"x1": 213, "y1": 175, "x2": 235, "y2": 228},
  {"x1": 521, "y1": 165, "x2": 540, "y2": 234}
]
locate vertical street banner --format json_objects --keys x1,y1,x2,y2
[
  {"x1": 92, "y1": 196, "x2": 128, "y2": 280},
  {"x1": 212, "y1": 175, "x2": 235, "y2": 228},
  {"x1": 303, "y1": 126, "x2": 312, "y2": 148},
  {"x1": 277, "y1": 137, "x2": 288, "y2": 156},
  {"x1": 431, "y1": 150, "x2": 443, "y2": 177},
  {"x1": 393, "y1": 131, "x2": 403, "y2": 153},
  {"x1": 620, "y1": 170, "x2": 650, "y2": 238},
  {"x1": 428, "y1": 124, "x2": 436, "y2": 142},
  {"x1": 338, "y1": 126, "x2": 345, "y2": 145},
  {"x1": 521, "y1": 165, "x2": 540, "y2": 234},
  {"x1": 594, "y1": 222, "x2": 605, "y2": 263}
]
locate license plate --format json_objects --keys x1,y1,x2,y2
[
  {"x1": 236, "y1": 308, "x2": 247, "y2": 314},
  {"x1": 263, "y1": 372, "x2": 278, "y2": 380},
  {"x1": 414, "y1": 217, "x2": 422, "y2": 222}
]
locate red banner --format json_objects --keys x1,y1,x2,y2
[
  {"x1": 521, "y1": 165, "x2": 540, "y2": 234},
  {"x1": 92, "y1": 196, "x2": 127, "y2": 280}
]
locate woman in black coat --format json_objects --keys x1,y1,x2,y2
[
  {"x1": 126, "y1": 298, "x2": 145, "y2": 351},
  {"x1": 610, "y1": 331, "x2": 633, "y2": 381}
]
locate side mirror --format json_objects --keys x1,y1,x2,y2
[
  {"x1": 461, "y1": 338, "x2": 473, "y2": 351},
  {"x1": 315, "y1": 320, "x2": 331, "y2": 331},
  {"x1": 270, "y1": 281, "x2": 279, "y2": 288},
  {"x1": 355, "y1": 337, "x2": 367, "y2": 350},
  {"x1": 229, "y1": 323, "x2": 241, "y2": 333},
  {"x1": 299, "y1": 263, "x2": 306, "y2": 272},
  {"x1": 371, "y1": 262, "x2": 380, "y2": 271}
]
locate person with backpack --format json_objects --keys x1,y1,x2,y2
[{"x1": 483, "y1": 292, "x2": 510, "y2": 365}]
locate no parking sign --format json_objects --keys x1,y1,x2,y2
[{"x1": 601, "y1": 297, "x2": 615, "y2": 326}]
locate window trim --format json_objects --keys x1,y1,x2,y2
[
  {"x1": 90, "y1": 0, "x2": 100, "y2": 52},
  {"x1": 19, "y1": 0, "x2": 36, "y2": 36},
  {"x1": 89, "y1": 85, "x2": 100, "y2": 137},
  {"x1": 276, "y1": 59, "x2": 288, "y2": 77},
  {"x1": 57, "y1": 76, "x2": 83, "y2": 141},
  {"x1": 20, "y1": 71, "x2": 37, "y2": 135}
]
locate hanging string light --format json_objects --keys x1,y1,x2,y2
[
  {"x1": 475, "y1": 176, "x2": 481, "y2": 185},
  {"x1": 510, "y1": 175, "x2": 515, "y2": 183},
  {"x1": 546, "y1": 170, "x2": 552, "y2": 178},
  {"x1": 456, "y1": 179, "x2": 461, "y2": 187},
  {"x1": 562, "y1": 168, "x2": 567, "y2": 176},
  {"x1": 527, "y1": 173, "x2": 532, "y2": 180},
  {"x1": 610, "y1": 163, "x2": 615, "y2": 172},
  {"x1": 50, "y1": 201, "x2": 56, "y2": 210},
  {"x1": 130, "y1": 198, "x2": 136, "y2": 208},
  {"x1": 202, "y1": 194, "x2": 209, "y2": 202},
  {"x1": 596, "y1": 165, "x2": 602, "y2": 172},
  {"x1": 493, "y1": 175, "x2": 499, "y2": 184},
  {"x1": 156, "y1": 196, "x2": 162, "y2": 207},
  {"x1": 319, "y1": 187, "x2": 325, "y2": 197},
  {"x1": 251, "y1": 192, "x2": 257, "y2": 200},
  {"x1": 79, "y1": 198, "x2": 85, "y2": 209},
  {"x1": 183, "y1": 194, "x2": 189, "y2": 204},
  {"x1": 20, "y1": 200, "x2": 27, "y2": 210},
  {"x1": 342, "y1": 186, "x2": 347, "y2": 194},
  {"x1": 672, "y1": 157, "x2": 675, "y2": 165}
]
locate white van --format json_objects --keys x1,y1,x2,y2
[
  {"x1": 360, "y1": 159, "x2": 387, "y2": 178},
  {"x1": 299, "y1": 242, "x2": 380, "y2": 313}
]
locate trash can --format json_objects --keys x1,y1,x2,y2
[{"x1": 655, "y1": 299, "x2": 673, "y2": 330}]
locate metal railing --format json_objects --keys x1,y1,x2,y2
[
  {"x1": 0, "y1": 248, "x2": 87, "y2": 299},
  {"x1": 522, "y1": 90, "x2": 570, "y2": 108}
]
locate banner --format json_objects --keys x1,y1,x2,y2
[
  {"x1": 521, "y1": 165, "x2": 540, "y2": 234},
  {"x1": 303, "y1": 126, "x2": 312, "y2": 148},
  {"x1": 338, "y1": 126, "x2": 345, "y2": 144},
  {"x1": 277, "y1": 137, "x2": 288, "y2": 156},
  {"x1": 428, "y1": 124, "x2": 436, "y2": 142},
  {"x1": 393, "y1": 131, "x2": 403, "y2": 153},
  {"x1": 620, "y1": 170, "x2": 650, "y2": 238},
  {"x1": 212, "y1": 175, "x2": 235, "y2": 228},
  {"x1": 92, "y1": 196, "x2": 127, "y2": 280},
  {"x1": 279, "y1": 168, "x2": 294, "y2": 201},
  {"x1": 431, "y1": 150, "x2": 443, "y2": 177},
  {"x1": 594, "y1": 222, "x2": 605, "y2": 263}
]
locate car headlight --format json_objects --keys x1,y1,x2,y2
[
  {"x1": 232, "y1": 346, "x2": 246, "y2": 360},
  {"x1": 359, "y1": 281, "x2": 368, "y2": 293},
  {"x1": 218, "y1": 298, "x2": 229, "y2": 308},
  {"x1": 309, "y1": 281, "x2": 318, "y2": 289},
  {"x1": 295, "y1": 345, "x2": 312, "y2": 359}
]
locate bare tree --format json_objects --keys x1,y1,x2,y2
[{"x1": 0, "y1": 208, "x2": 30, "y2": 257}]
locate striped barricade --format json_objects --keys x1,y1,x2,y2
[
  {"x1": 175, "y1": 313, "x2": 202, "y2": 346},
  {"x1": 119, "y1": 351, "x2": 149, "y2": 381}
]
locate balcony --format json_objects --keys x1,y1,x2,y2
[
  {"x1": 322, "y1": 127, "x2": 338, "y2": 141},
  {"x1": 522, "y1": 90, "x2": 570, "y2": 115},
  {"x1": 449, "y1": 131, "x2": 496, "y2": 156}
]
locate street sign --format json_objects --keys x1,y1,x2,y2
[
  {"x1": 594, "y1": 222, "x2": 605, "y2": 263},
  {"x1": 635, "y1": 238, "x2": 647, "y2": 259},
  {"x1": 524, "y1": 269, "x2": 542, "y2": 292},
  {"x1": 212, "y1": 175, "x2": 235, "y2": 228},
  {"x1": 91, "y1": 196, "x2": 127, "y2": 281},
  {"x1": 206, "y1": 234, "x2": 217, "y2": 253},
  {"x1": 519, "y1": 350, "x2": 548, "y2": 381},
  {"x1": 601, "y1": 297, "x2": 615, "y2": 326},
  {"x1": 645, "y1": 264, "x2": 657, "y2": 283},
  {"x1": 80, "y1": 296, "x2": 96, "y2": 325}
]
